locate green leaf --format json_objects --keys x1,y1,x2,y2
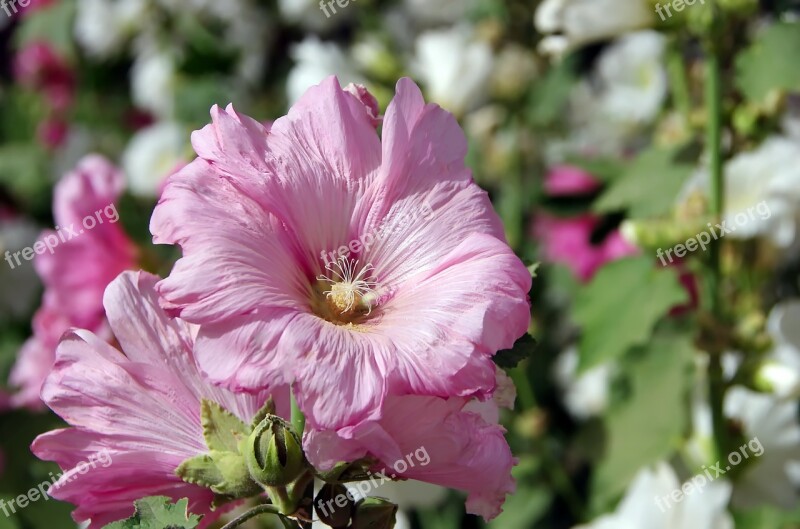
[
  {"x1": 494, "y1": 334, "x2": 537, "y2": 369},
  {"x1": 590, "y1": 331, "x2": 693, "y2": 511},
  {"x1": 527, "y1": 56, "x2": 578, "y2": 127},
  {"x1": 574, "y1": 256, "x2": 687, "y2": 371},
  {"x1": 593, "y1": 148, "x2": 693, "y2": 219},
  {"x1": 102, "y1": 497, "x2": 201, "y2": 529},
  {"x1": 736, "y1": 22, "x2": 800, "y2": 104},
  {"x1": 485, "y1": 484, "x2": 551, "y2": 529},
  {"x1": 14, "y1": 0, "x2": 77, "y2": 57},
  {"x1": 200, "y1": 399, "x2": 249, "y2": 453},
  {"x1": 734, "y1": 504, "x2": 800, "y2": 529}
]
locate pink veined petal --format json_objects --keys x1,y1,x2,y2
[
  {"x1": 105, "y1": 271, "x2": 283, "y2": 420},
  {"x1": 304, "y1": 394, "x2": 516, "y2": 521},
  {"x1": 31, "y1": 271, "x2": 286, "y2": 527},
  {"x1": 378, "y1": 234, "x2": 531, "y2": 398},
  {"x1": 152, "y1": 158, "x2": 312, "y2": 321}
]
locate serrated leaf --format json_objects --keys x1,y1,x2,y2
[
  {"x1": 176, "y1": 454, "x2": 225, "y2": 490},
  {"x1": 494, "y1": 334, "x2": 537, "y2": 369},
  {"x1": 574, "y1": 256, "x2": 687, "y2": 371},
  {"x1": 590, "y1": 331, "x2": 693, "y2": 511},
  {"x1": 102, "y1": 497, "x2": 201, "y2": 529},
  {"x1": 593, "y1": 148, "x2": 693, "y2": 219},
  {"x1": 200, "y1": 399, "x2": 249, "y2": 453},
  {"x1": 736, "y1": 22, "x2": 800, "y2": 104}
]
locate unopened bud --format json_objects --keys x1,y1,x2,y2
[
  {"x1": 314, "y1": 483, "x2": 353, "y2": 528},
  {"x1": 351, "y1": 497, "x2": 398, "y2": 529},
  {"x1": 754, "y1": 361, "x2": 800, "y2": 399},
  {"x1": 245, "y1": 416, "x2": 306, "y2": 487}
]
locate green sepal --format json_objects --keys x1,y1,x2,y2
[
  {"x1": 251, "y1": 396, "x2": 277, "y2": 429},
  {"x1": 176, "y1": 450, "x2": 261, "y2": 499},
  {"x1": 200, "y1": 399, "x2": 249, "y2": 453}
]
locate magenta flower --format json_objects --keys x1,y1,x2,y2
[
  {"x1": 9, "y1": 155, "x2": 137, "y2": 409},
  {"x1": 533, "y1": 213, "x2": 637, "y2": 282},
  {"x1": 150, "y1": 77, "x2": 531, "y2": 430},
  {"x1": 543, "y1": 165, "x2": 601, "y2": 197},
  {"x1": 304, "y1": 377, "x2": 517, "y2": 520},
  {"x1": 32, "y1": 271, "x2": 285, "y2": 529}
]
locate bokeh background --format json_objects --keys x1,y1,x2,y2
[{"x1": 1, "y1": 0, "x2": 800, "y2": 528}]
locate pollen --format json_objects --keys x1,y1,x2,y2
[{"x1": 316, "y1": 256, "x2": 379, "y2": 321}]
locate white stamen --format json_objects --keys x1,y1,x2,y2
[{"x1": 316, "y1": 256, "x2": 379, "y2": 315}]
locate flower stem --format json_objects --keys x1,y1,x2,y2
[
  {"x1": 289, "y1": 388, "x2": 312, "y2": 529},
  {"x1": 220, "y1": 504, "x2": 286, "y2": 529},
  {"x1": 704, "y1": 0, "x2": 728, "y2": 463},
  {"x1": 290, "y1": 390, "x2": 305, "y2": 438}
]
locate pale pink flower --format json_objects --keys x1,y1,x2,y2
[
  {"x1": 9, "y1": 155, "x2": 137, "y2": 409},
  {"x1": 543, "y1": 165, "x2": 601, "y2": 196},
  {"x1": 305, "y1": 391, "x2": 516, "y2": 521},
  {"x1": 534, "y1": 213, "x2": 637, "y2": 282},
  {"x1": 150, "y1": 77, "x2": 531, "y2": 430},
  {"x1": 32, "y1": 271, "x2": 285, "y2": 529}
]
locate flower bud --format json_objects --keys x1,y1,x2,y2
[
  {"x1": 314, "y1": 483, "x2": 353, "y2": 528},
  {"x1": 245, "y1": 416, "x2": 306, "y2": 487},
  {"x1": 351, "y1": 497, "x2": 398, "y2": 529},
  {"x1": 754, "y1": 361, "x2": 800, "y2": 399}
]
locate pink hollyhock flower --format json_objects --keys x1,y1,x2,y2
[
  {"x1": 32, "y1": 271, "x2": 285, "y2": 529},
  {"x1": 9, "y1": 155, "x2": 138, "y2": 409},
  {"x1": 305, "y1": 382, "x2": 516, "y2": 520},
  {"x1": 534, "y1": 213, "x2": 637, "y2": 282},
  {"x1": 37, "y1": 118, "x2": 68, "y2": 149},
  {"x1": 543, "y1": 165, "x2": 601, "y2": 197},
  {"x1": 14, "y1": 41, "x2": 74, "y2": 110},
  {"x1": 150, "y1": 77, "x2": 531, "y2": 431}
]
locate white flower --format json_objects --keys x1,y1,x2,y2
[
  {"x1": 75, "y1": 0, "x2": 146, "y2": 58},
  {"x1": 0, "y1": 215, "x2": 41, "y2": 320},
  {"x1": 723, "y1": 136, "x2": 800, "y2": 247},
  {"x1": 596, "y1": 31, "x2": 668, "y2": 124},
  {"x1": 553, "y1": 347, "x2": 613, "y2": 420},
  {"x1": 755, "y1": 300, "x2": 800, "y2": 398},
  {"x1": 413, "y1": 25, "x2": 494, "y2": 116},
  {"x1": 131, "y1": 48, "x2": 177, "y2": 119},
  {"x1": 279, "y1": 0, "x2": 348, "y2": 30},
  {"x1": 287, "y1": 37, "x2": 365, "y2": 104},
  {"x1": 574, "y1": 463, "x2": 733, "y2": 529},
  {"x1": 121, "y1": 122, "x2": 187, "y2": 198},
  {"x1": 723, "y1": 387, "x2": 800, "y2": 509},
  {"x1": 535, "y1": 0, "x2": 654, "y2": 57},
  {"x1": 491, "y1": 44, "x2": 539, "y2": 100}
]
